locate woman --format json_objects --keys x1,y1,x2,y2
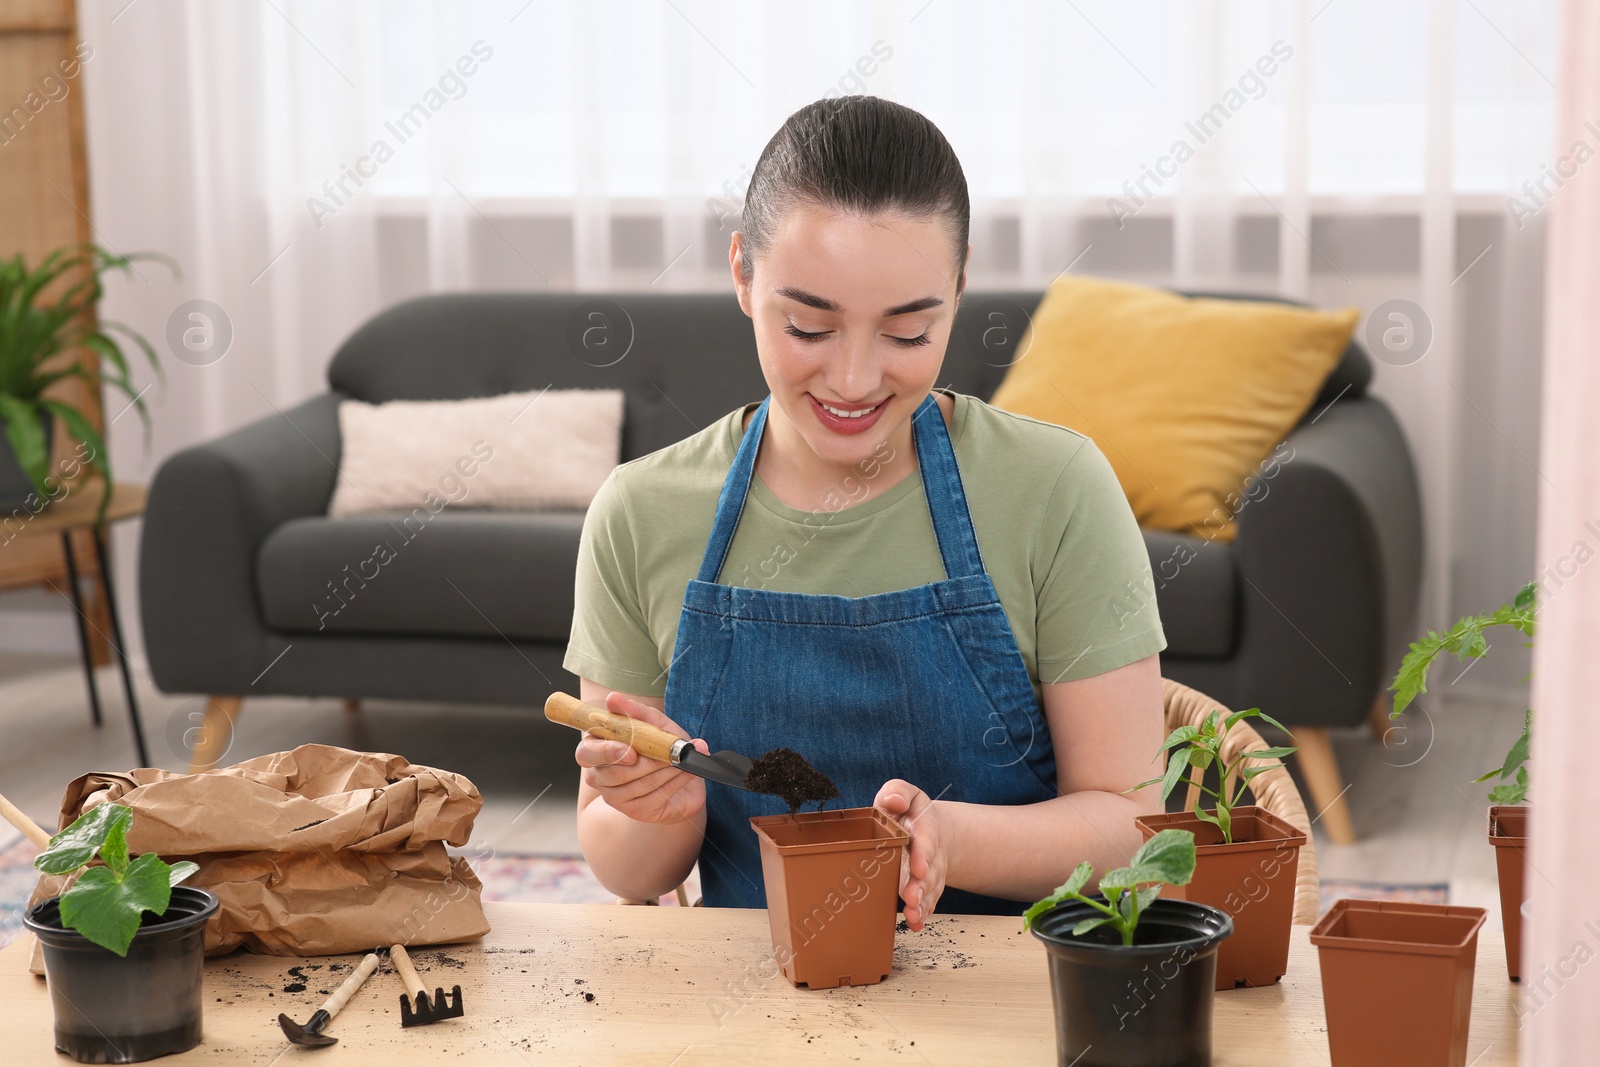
[{"x1": 564, "y1": 96, "x2": 1167, "y2": 928}]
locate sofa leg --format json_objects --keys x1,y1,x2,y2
[
  {"x1": 1296, "y1": 727, "x2": 1356, "y2": 845},
  {"x1": 1368, "y1": 693, "x2": 1395, "y2": 740},
  {"x1": 189, "y1": 696, "x2": 242, "y2": 773}
]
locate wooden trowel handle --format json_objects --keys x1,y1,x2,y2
[
  {"x1": 544, "y1": 692, "x2": 680, "y2": 763},
  {"x1": 0, "y1": 790, "x2": 52, "y2": 849}
]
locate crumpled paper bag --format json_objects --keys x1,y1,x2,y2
[{"x1": 27, "y1": 744, "x2": 491, "y2": 956}]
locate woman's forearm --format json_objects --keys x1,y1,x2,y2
[
  {"x1": 938, "y1": 789, "x2": 1159, "y2": 902},
  {"x1": 576, "y1": 795, "x2": 707, "y2": 902}
]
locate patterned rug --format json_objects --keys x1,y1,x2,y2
[
  {"x1": 1318, "y1": 878, "x2": 1449, "y2": 913},
  {"x1": 0, "y1": 833, "x2": 697, "y2": 952}
]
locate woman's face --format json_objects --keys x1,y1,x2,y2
[{"x1": 731, "y1": 201, "x2": 967, "y2": 472}]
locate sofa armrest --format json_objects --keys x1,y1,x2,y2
[
  {"x1": 138, "y1": 393, "x2": 343, "y2": 694},
  {"x1": 1230, "y1": 396, "x2": 1424, "y2": 728}
]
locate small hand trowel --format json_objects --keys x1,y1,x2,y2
[{"x1": 544, "y1": 692, "x2": 756, "y2": 791}]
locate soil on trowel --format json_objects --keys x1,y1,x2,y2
[{"x1": 746, "y1": 748, "x2": 840, "y2": 813}]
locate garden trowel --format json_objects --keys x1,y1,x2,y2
[{"x1": 543, "y1": 692, "x2": 756, "y2": 792}]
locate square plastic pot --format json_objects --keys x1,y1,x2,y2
[
  {"x1": 1310, "y1": 898, "x2": 1486, "y2": 1067},
  {"x1": 1135, "y1": 806, "x2": 1306, "y2": 990},
  {"x1": 1487, "y1": 804, "x2": 1528, "y2": 982},
  {"x1": 23, "y1": 886, "x2": 220, "y2": 1063},
  {"x1": 1028, "y1": 897, "x2": 1232, "y2": 1067},
  {"x1": 749, "y1": 807, "x2": 909, "y2": 989}
]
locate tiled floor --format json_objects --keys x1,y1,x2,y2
[{"x1": 0, "y1": 652, "x2": 1527, "y2": 922}]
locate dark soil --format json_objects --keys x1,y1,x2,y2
[{"x1": 746, "y1": 748, "x2": 839, "y2": 812}]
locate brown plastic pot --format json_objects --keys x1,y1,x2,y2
[
  {"x1": 1310, "y1": 898, "x2": 1486, "y2": 1067},
  {"x1": 1487, "y1": 804, "x2": 1528, "y2": 981},
  {"x1": 1135, "y1": 806, "x2": 1306, "y2": 990},
  {"x1": 749, "y1": 807, "x2": 910, "y2": 989}
]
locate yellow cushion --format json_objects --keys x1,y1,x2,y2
[{"x1": 988, "y1": 276, "x2": 1359, "y2": 543}]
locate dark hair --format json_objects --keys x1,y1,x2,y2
[{"x1": 739, "y1": 96, "x2": 970, "y2": 292}]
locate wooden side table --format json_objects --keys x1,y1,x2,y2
[{"x1": 12, "y1": 482, "x2": 150, "y2": 766}]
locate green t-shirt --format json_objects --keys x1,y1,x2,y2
[{"x1": 563, "y1": 390, "x2": 1166, "y2": 708}]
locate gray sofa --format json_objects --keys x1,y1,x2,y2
[{"x1": 140, "y1": 290, "x2": 1422, "y2": 838}]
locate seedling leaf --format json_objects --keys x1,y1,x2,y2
[
  {"x1": 99, "y1": 817, "x2": 129, "y2": 877},
  {"x1": 1021, "y1": 861, "x2": 1094, "y2": 931},
  {"x1": 1488, "y1": 766, "x2": 1529, "y2": 806},
  {"x1": 31, "y1": 803, "x2": 198, "y2": 954},
  {"x1": 1023, "y1": 833, "x2": 1196, "y2": 945},
  {"x1": 34, "y1": 804, "x2": 131, "y2": 876},
  {"x1": 1160, "y1": 747, "x2": 1190, "y2": 801},
  {"x1": 1159, "y1": 726, "x2": 1201, "y2": 751},
  {"x1": 1101, "y1": 829, "x2": 1196, "y2": 890}
]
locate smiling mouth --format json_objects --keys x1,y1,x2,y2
[{"x1": 813, "y1": 397, "x2": 886, "y2": 419}]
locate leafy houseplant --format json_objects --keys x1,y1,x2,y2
[
  {"x1": 0, "y1": 245, "x2": 171, "y2": 523},
  {"x1": 1132, "y1": 706, "x2": 1297, "y2": 844},
  {"x1": 1128, "y1": 707, "x2": 1308, "y2": 989},
  {"x1": 32, "y1": 802, "x2": 199, "y2": 955},
  {"x1": 23, "y1": 803, "x2": 219, "y2": 1063},
  {"x1": 1389, "y1": 580, "x2": 1535, "y2": 804},
  {"x1": 1023, "y1": 828, "x2": 1198, "y2": 945},
  {"x1": 1024, "y1": 830, "x2": 1233, "y2": 1067},
  {"x1": 1388, "y1": 580, "x2": 1536, "y2": 982}
]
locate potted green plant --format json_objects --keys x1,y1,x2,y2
[
  {"x1": 0, "y1": 244, "x2": 171, "y2": 521},
  {"x1": 22, "y1": 802, "x2": 217, "y2": 1063},
  {"x1": 1388, "y1": 580, "x2": 1535, "y2": 980},
  {"x1": 749, "y1": 807, "x2": 910, "y2": 989},
  {"x1": 1310, "y1": 898, "x2": 1487, "y2": 1067},
  {"x1": 1023, "y1": 829, "x2": 1232, "y2": 1067},
  {"x1": 1129, "y1": 707, "x2": 1306, "y2": 989}
]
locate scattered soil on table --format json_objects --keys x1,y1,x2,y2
[
  {"x1": 282, "y1": 982, "x2": 306, "y2": 993},
  {"x1": 410, "y1": 949, "x2": 468, "y2": 970},
  {"x1": 892, "y1": 917, "x2": 978, "y2": 970},
  {"x1": 747, "y1": 748, "x2": 839, "y2": 812}
]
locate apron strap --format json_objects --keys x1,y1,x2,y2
[
  {"x1": 695, "y1": 395, "x2": 770, "y2": 584},
  {"x1": 694, "y1": 391, "x2": 986, "y2": 584},
  {"x1": 910, "y1": 390, "x2": 987, "y2": 579}
]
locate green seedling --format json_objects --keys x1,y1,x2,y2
[
  {"x1": 1127, "y1": 707, "x2": 1297, "y2": 844},
  {"x1": 1022, "y1": 828, "x2": 1197, "y2": 946},
  {"x1": 1389, "y1": 581, "x2": 1535, "y2": 804},
  {"x1": 33, "y1": 803, "x2": 199, "y2": 956}
]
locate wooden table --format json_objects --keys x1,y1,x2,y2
[{"x1": 0, "y1": 903, "x2": 1521, "y2": 1065}]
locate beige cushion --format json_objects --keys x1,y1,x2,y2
[{"x1": 327, "y1": 388, "x2": 624, "y2": 517}]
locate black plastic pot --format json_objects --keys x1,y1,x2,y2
[
  {"x1": 0, "y1": 411, "x2": 52, "y2": 509},
  {"x1": 24, "y1": 886, "x2": 219, "y2": 1064},
  {"x1": 1028, "y1": 897, "x2": 1233, "y2": 1067}
]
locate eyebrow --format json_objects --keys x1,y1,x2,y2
[{"x1": 775, "y1": 287, "x2": 944, "y2": 318}]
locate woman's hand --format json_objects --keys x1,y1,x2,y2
[
  {"x1": 874, "y1": 779, "x2": 947, "y2": 932},
  {"x1": 574, "y1": 692, "x2": 708, "y2": 827}
]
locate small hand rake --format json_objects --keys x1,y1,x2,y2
[{"x1": 389, "y1": 944, "x2": 465, "y2": 1027}]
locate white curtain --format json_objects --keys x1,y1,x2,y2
[{"x1": 68, "y1": 0, "x2": 1556, "y2": 681}]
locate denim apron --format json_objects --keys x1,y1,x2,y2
[{"x1": 661, "y1": 392, "x2": 1059, "y2": 915}]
